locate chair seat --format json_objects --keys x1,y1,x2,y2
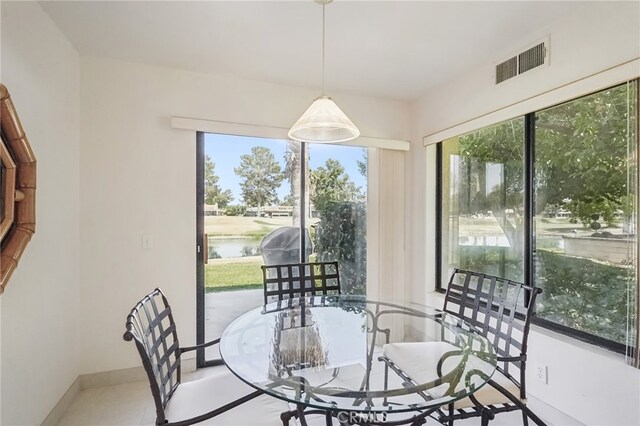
[
  {"x1": 450, "y1": 369, "x2": 520, "y2": 409},
  {"x1": 382, "y1": 342, "x2": 521, "y2": 409},
  {"x1": 165, "y1": 367, "x2": 289, "y2": 425}
]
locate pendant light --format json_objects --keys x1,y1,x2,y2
[{"x1": 288, "y1": 0, "x2": 360, "y2": 144}]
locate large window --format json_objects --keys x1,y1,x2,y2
[
  {"x1": 533, "y1": 83, "x2": 637, "y2": 348},
  {"x1": 437, "y1": 81, "x2": 639, "y2": 356},
  {"x1": 439, "y1": 118, "x2": 525, "y2": 285}
]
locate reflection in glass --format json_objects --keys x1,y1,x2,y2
[
  {"x1": 221, "y1": 296, "x2": 496, "y2": 414},
  {"x1": 269, "y1": 309, "x2": 327, "y2": 377},
  {"x1": 440, "y1": 118, "x2": 525, "y2": 285}
]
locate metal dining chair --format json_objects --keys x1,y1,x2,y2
[
  {"x1": 261, "y1": 261, "x2": 341, "y2": 305},
  {"x1": 433, "y1": 269, "x2": 544, "y2": 425},
  {"x1": 260, "y1": 261, "x2": 340, "y2": 425},
  {"x1": 379, "y1": 269, "x2": 545, "y2": 426},
  {"x1": 123, "y1": 288, "x2": 287, "y2": 425}
]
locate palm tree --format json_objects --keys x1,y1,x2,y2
[{"x1": 284, "y1": 140, "x2": 310, "y2": 226}]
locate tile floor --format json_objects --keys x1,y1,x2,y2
[
  {"x1": 62, "y1": 290, "x2": 584, "y2": 425},
  {"x1": 56, "y1": 365, "x2": 583, "y2": 426}
]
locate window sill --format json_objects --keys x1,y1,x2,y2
[
  {"x1": 529, "y1": 323, "x2": 630, "y2": 364},
  {"x1": 425, "y1": 290, "x2": 446, "y2": 307}
]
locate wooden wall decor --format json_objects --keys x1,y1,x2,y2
[{"x1": 0, "y1": 84, "x2": 36, "y2": 294}]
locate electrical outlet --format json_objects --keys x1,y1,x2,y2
[{"x1": 535, "y1": 364, "x2": 548, "y2": 384}]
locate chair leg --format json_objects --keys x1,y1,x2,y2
[
  {"x1": 448, "y1": 404, "x2": 454, "y2": 426},
  {"x1": 281, "y1": 409, "x2": 299, "y2": 426},
  {"x1": 325, "y1": 411, "x2": 333, "y2": 426},
  {"x1": 485, "y1": 379, "x2": 547, "y2": 426},
  {"x1": 480, "y1": 408, "x2": 495, "y2": 426},
  {"x1": 297, "y1": 405, "x2": 309, "y2": 426},
  {"x1": 522, "y1": 408, "x2": 530, "y2": 426}
]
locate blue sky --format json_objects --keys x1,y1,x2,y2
[{"x1": 204, "y1": 133, "x2": 367, "y2": 204}]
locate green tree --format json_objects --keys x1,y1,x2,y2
[
  {"x1": 310, "y1": 159, "x2": 363, "y2": 212},
  {"x1": 535, "y1": 86, "x2": 634, "y2": 225},
  {"x1": 458, "y1": 84, "x2": 636, "y2": 227},
  {"x1": 283, "y1": 141, "x2": 309, "y2": 225},
  {"x1": 281, "y1": 193, "x2": 295, "y2": 207},
  {"x1": 457, "y1": 118, "x2": 525, "y2": 249},
  {"x1": 357, "y1": 149, "x2": 367, "y2": 177},
  {"x1": 234, "y1": 146, "x2": 284, "y2": 214},
  {"x1": 204, "y1": 155, "x2": 233, "y2": 208},
  {"x1": 224, "y1": 205, "x2": 246, "y2": 216}
]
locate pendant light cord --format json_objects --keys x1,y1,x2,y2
[{"x1": 322, "y1": 1, "x2": 325, "y2": 96}]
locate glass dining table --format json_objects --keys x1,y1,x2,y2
[{"x1": 219, "y1": 295, "x2": 497, "y2": 426}]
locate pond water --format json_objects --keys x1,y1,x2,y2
[{"x1": 208, "y1": 237, "x2": 261, "y2": 259}]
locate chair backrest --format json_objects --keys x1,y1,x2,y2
[
  {"x1": 443, "y1": 269, "x2": 541, "y2": 395},
  {"x1": 123, "y1": 288, "x2": 181, "y2": 424},
  {"x1": 261, "y1": 261, "x2": 341, "y2": 305}
]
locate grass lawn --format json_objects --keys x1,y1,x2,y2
[
  {"x1": 203, "y1": 215, "x2": 323, "y2": 292},
  {"x1": 205, "y1": 216, "x2": 320, "y2": 237},
  {"x1": 205, "y1": 258, "x2": 263, "y2": 293},
  {"x1": 204, "y1": 254, "x2": 318, "y2": 293}
]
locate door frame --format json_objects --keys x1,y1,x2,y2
[{"x1": 196, "y1": 131, "x2": 224, "y2": 367}]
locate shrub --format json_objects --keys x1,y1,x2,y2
[
  {"x1": 452, "y1": 246, "x2": 635, "y2": 344},
  {"x1": 457, "y1": 247, "x2": 523, "y2": 282},
  {"x1": 536, "y1": 249, "x2": 635, "y2": 344},
  {"x1": 224, "y1": 205, "x2": 246, "y2": 216},
  {"x1": 313, "y1": 202, "x2": 366, "y2": 295}
]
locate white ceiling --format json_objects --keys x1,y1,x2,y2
[{"x1": 39, "y1": 1, "x2": 588, "y2": 102}]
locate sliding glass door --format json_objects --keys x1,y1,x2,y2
[{"x1": 197, "y1": 132, "x2": 368, "y2": 366}]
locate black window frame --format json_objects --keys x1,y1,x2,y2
[{"x1": 435, "y1": 80, "x2": 639, "y2": 355}]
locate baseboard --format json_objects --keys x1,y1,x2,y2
[
  {"x1": 527, "y1": 393, "x2": 585, "y2": 426},
  {"x1": 40, "y1": 377, "x2": 82, "y2": 426},
  {"x1": 41, "y1": 357, "x2": 197, "y2": 425},
  {"x1": 80, "y1": 356, "x2": 197, "y2": 389}
]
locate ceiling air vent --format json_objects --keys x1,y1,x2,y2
[
  {"x1": 495, "y1": 38, "x2": 549, "y2": 85},
  {"x1": 496, "y1": 57, "x2": 518, "y2": 84},
  {"x1": 519, "y1": 42, "x2": 546, "y2": 74}
]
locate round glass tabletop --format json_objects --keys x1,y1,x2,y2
[{"x1": 220, "y1": 295, "x2": 497, "y2": 414}]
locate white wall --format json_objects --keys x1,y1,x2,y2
[
  {"x1": 79, "y1": 57, "x2": 411, "y2": 374},
  {"x1": 528, "y1": 328, "x2": 640, "y2": 425},
  {"x1": 0, "y1": 2, "x2": 81, "y2": 425},
  {"x1": 408, "y1": 2, "x2": 640, "y2": 425},
  {"x1": 413, "y1": 1, "x2": 640, "y2": 142}
]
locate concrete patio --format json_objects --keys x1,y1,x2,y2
[{"x1": 204, "y1": 289, "x2": 264, "y2": 360}]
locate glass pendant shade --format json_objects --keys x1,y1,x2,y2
[{"x1": 288, "y1": 96, "x2": 360, "y2": 143}]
